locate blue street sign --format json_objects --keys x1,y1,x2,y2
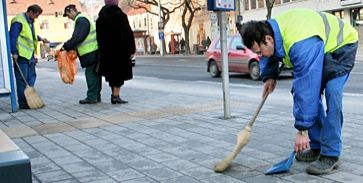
[
  {"x1": 237, "y1": 15, "x2": 243, "y2": 21},
  {"x1": 158, "y1": 31, "x2": 164, "y2": 40}
]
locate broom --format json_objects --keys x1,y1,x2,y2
[
  {"x1": 13, "y1": 59, "x2": 45, "y2": 109},
  {"x1": 214, "y1": 63, "x2": 285, "y2": 173}
]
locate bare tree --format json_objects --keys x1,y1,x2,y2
[
  {"x1": 265, "y1": 0, "x2": 275, "y2": 19},
  {"x1": 181, "y1": 0, "x2": 201, "y2": 54},
  {"x1": 127, "y1": 0, "x2": 184, "y2": 53}
]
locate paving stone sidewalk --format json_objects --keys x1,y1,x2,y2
[{"x1": 0, "y1": 61, "x2": 363, "y2": 183}]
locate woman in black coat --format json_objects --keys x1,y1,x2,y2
[{"x1": 96, "y1": 0, "x2": 135, "y2": 104}]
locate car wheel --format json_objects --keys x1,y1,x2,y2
[
  {"x1": 209, "y1": 61, "x2": 221, "y2": 77},
  {"x1": 249, "y1": 61, "x2": 261, "y2": 81}
]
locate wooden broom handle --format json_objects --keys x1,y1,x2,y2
[
  {"x1": 248, "y1": 63, "x2": 286, "y2": 127},
  {"x1": 13, "y1": 59, "x2": 29, "y2": 86}
]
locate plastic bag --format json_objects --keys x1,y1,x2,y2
[{"x1": 55, "y1": 50, "x2": 78, "y2": 84}]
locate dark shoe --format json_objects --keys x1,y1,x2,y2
[
  {"x1": 79, "y1": 98, "x2": 98, "y2": 104},
  {"x1": 111, "y1": 95, "x2": 128, "y2": 104},
  {"x1": 98, "y1": 98, "x2": 101, "y2": 102},
  {"x1": 295, "y1": 149, "x2": 320, "y2": 162},
  {"x1": 306, "y1": 155, "x2": 341, "y2": 175},
  {"x1": 19, "y1": 104, "x2": 30, "y2": 109}
]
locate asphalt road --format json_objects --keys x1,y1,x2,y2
[
  {"x1": 131, "y1": 55, "x2": 363, "y2": 96},
  {"x1": 38, "y1": 54, "x2": 363, "y2": 96}
]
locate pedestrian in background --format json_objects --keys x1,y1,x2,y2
[
  {"x1": 180, "y1": 38, "x2": 185, "y2": 51},
  {"x1": 9, "y1": 4, "x2": 49, "y2": 109},
  {"x1": 96, "y1": 0, "x2": 135, "y2": 104},
  {"x1": 241, "y1": 9, "x2": 358, "y2": 175},
  {"x1": 62, "y1": 4, "x2": 102, "y2": 104},
  {"x1": 201, "y1": 38, "x2": 207, "y2": 51},
  {"x1": 206, "y1": 36, "x2": 211, "y2": 49}
]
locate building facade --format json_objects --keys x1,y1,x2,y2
[
  {"x1": 6, "y1": 0, "x2": 82, "y2": 57},
  {"x1": 127, "y1": 0, "x2": 363, "y2": 53},
  {"x1": 240, "y1": 0, "x2": 363, "y2": 25}
]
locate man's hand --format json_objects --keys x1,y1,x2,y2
[
  {"x1": 295, "y1": 133, "x2": 310, "y2": 152},
  {"x1": 262, "y1": 78, "x2": 277, "y2": 97},
  {"x1": 41, "y1": 38, "x2": 50, "y2": 43},
  {"x1": 12, "y1": 54, "x2": 18, "y2": 61}
]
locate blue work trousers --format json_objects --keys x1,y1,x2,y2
[
  {"x1": 309, "y1": 74, "x2": 349, "y2": 157},
  {"x1": 13, "y1": 57, "x2": 36, "y2": 105}
]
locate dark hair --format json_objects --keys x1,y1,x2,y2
[
  {"x1": 240, "y1": 20, "x2": 273, "y2": 49},
  {"x1": 27, "y1": 4, "x2": 43, "y2": 14},
  {"x1": 66, "y1": 5, "x2": 77, "y2": 12}
]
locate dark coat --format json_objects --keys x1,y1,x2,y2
[{"x1": 96, "y1": 5, "x2": 135, "y2": 82}]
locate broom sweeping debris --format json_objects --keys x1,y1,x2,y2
[
  {"x1": 214, "y1": 93, "x2": 269, "y2": 172},
  {"x1": 214, "y1": 64, "x2": 285, "y2": 173},
  {"x1": 14, "y1": 59, "x2": 45, "y2": 109}
]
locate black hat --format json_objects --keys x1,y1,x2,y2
[{"x1": 63, "y1": 4, "x2": 76, "y2": 17}]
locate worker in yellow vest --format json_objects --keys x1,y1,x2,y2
[
  {"x1": 62, "y1": 4, "x2": 101, "y2": 104},
  {"x1": 241, "y1": 9, "x2": 358, "y2": 175},
  {"x1": 9, "y1": 4, "x2": 49, "y2": 109}
]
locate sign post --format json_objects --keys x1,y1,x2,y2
[
  {"x1": 0, "y1": 0, "x2": 17, "y2": 112},
  {"x1": 158, "y1": 22, "x2": 164, "y2": 56},
  {"x1": 207, "y1": 0, "x2": 236, "y2": 119}
]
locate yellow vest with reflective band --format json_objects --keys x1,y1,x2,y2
[
  {"x1": 11, "y1": 13, "x2": 38, "y2": 60},
  {"x1": 274, "y1": 9, "x2": 358, "y2": 67},
  {"x1": 74, "y1": 14, "x2": 98, "y2": 56}
]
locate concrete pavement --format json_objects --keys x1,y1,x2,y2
[{"x1": 0, "y1": 59, "x2": 363, "y2": 183}]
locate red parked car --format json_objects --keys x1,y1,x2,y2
[{"x1": 205, "y1": 34, "x2": 261, "y2": 80}]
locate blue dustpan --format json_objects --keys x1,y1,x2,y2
[{"x1": 265, "y1": 151, "x2": 296, "y2": 175}]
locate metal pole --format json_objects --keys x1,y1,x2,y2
[
  {"x1": 158, "y1": 0, "x2": 164, "y2": 56},
  {"x1": 237, "y1": 0, "x2": 240, "y2": 17},
  {"x1": 219, "y1": 11, "x2": 231, "y2": 119}
]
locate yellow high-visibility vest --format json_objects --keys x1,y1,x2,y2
[
  {"x1": 274, "y1": 9, "x2": 358, "y2": 67},
  {"x1": 73, "y1": 14, "x2": 98, "y2": 56},
  {"x1": 11, "y1": 13, "x2": 38, "y2": 60}
]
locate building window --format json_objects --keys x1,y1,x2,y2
[
  {"x1": 258, "y1": 0, "x2": 264, "y2": 8},
  {"x1": 251, "y1": 0, "x2": 256, "y2": 9},
  {"x1": 133, "y1": 20, "x2": 135, "y2": 28},
  {"x1": 64, "y1": 18, "x2": 73, "y2": 29},
  {"x1": 244, "y1": 0, "x2": 249, "y2": 10},
  {"x1": 333, "y1": 10, "x2": 344, "y2": 19},
  {"x1": 150, "y1": 18, "x2": 153, "y2": 30},
  {"x1": 40, "y1": 19, "x2": 50, "y2": 30},
  {"x1": 144, "y1": 18, "x2": 147, "y2": 26},
  {"x1": 350, "y1": 8, "x2": 363, "y2": 27}
]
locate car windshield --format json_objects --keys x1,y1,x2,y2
[
  {"x1": 215, "y1": 37, "x2": 232, "y2": 49},
  {"x1": 230, "y1": 36, "x2": 244, "y2": 50}
]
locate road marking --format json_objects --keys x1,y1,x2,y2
[
  {"x1": 135, "y1": 76, "x2": 363, "y2": 97},
  {"x1": 344, "y1": 93, "x2": 363, "y2": 97},
  {"x1": 137, "y1": 63, "x2": 205, "y2": 68},
  {"x1": 196, "y1": 80, "x2": 260, "y2": 88}
]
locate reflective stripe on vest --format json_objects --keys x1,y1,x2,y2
[
  {"x1": 74, "y1": 14, "x2": 98, "y2": 56},
  {"x1": 316, "y1": 11, "x2": 344, "y2": 48},
  {"x1": 77, "y1": 30, "x2": 97, "y2": 47},
  {"x1": 11, "y1": 14, "x2": 37, "y2": 60},
  {"x1": 273, "y1": 9, "x2": 358, "y2": 67}
]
